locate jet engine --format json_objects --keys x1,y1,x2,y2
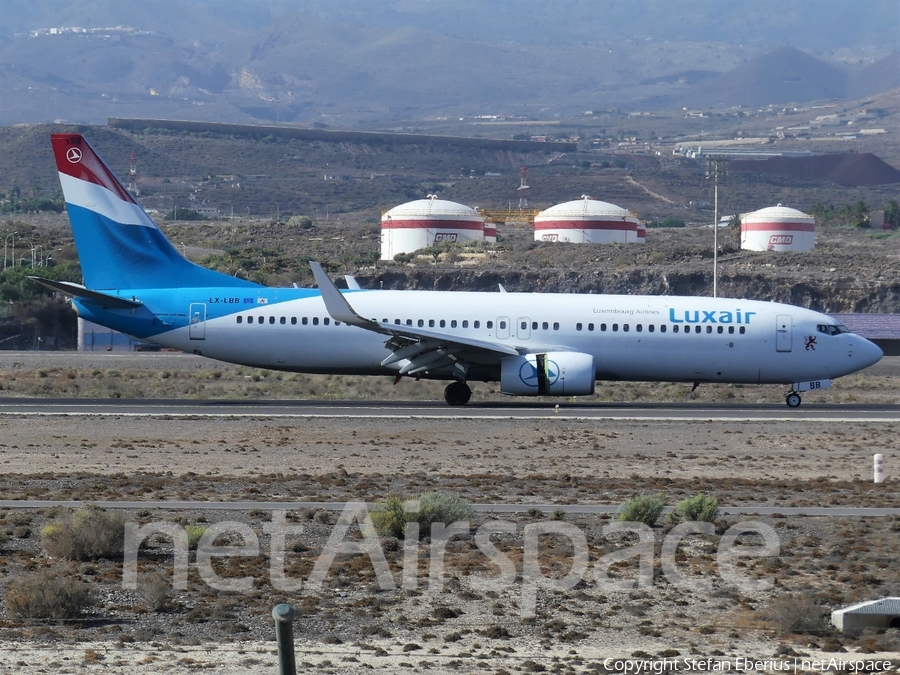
[{"x1": 500, "y1": 352, "x2": 595, "y2": 396}]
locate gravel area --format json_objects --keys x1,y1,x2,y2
[{"x1": 0, "y1": 352, "x2": 897, "y2": 673}]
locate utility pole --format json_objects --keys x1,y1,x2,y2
[{"x1": 706, "y1": 156, "x2": 728, "y2": 298}]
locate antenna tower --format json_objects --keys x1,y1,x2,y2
[
  {"x1": 127, "y1": 149, "x2": 140, "y2": 196},
  {"x1": 517, "y1": 166, "x2": 530, "y2": 209}
]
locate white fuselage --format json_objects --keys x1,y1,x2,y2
[{"x1": 121, "y1": 289, "x2": 882, "y2": 386}]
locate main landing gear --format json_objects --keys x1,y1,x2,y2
[
  {"x1": 444, "y1": 381, "x2": 472, "y2": 406},
  {"x1": 785, "y1": 392, "x2": 802, "y2": 408}
]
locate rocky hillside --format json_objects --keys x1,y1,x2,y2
[{"x1": 347, "y1": 228, "x2": 900, "y2": 314}]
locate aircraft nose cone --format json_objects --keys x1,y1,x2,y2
[{"x1": 859, "y1": 338, "x2": 883, "y2": 368}]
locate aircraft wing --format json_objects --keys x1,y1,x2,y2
[{"x1": 311, "y1": 262, "x2": 518, "y2": 378}]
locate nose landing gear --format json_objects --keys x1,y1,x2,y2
[
  {"x1": 444, "y1": 381, "x2": 472, "y2": 406},
  {"x1": 785, "y1": 392, "x2": 802, "y2": 408}
]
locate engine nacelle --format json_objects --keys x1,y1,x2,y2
[{"x1": 500, "y1": 352, "x2": 595, "y2": 396}]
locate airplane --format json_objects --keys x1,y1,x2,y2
[{"x1": 35, "y1": 133, "x2": 883, "y2": 407}]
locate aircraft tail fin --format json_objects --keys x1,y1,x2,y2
[{"x1": 50, "y1": 133, "x2": 257, "y2": 291}]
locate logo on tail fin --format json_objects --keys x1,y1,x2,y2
[{"x1": 66, "y1": 147, "x2": 83, "y2": 163}]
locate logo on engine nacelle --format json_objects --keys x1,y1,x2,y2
[{"x1": 519, "y1": 359, "x2": 560, "y2": 387}]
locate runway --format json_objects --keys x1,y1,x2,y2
[
  {"x1": 0, "y1": 398, "x2": 897, "y2": 421},
  {"x1": 1, "y1": 499, "x2": 898, "y2": 516}
]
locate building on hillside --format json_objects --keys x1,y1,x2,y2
[
  {"x1": 534, "y1": 195, "x2": 642, "y2": 244},
  {"x1": 740, "y1": 204, "x2": 816, "y2": 252},
  {"x1": 832, "y1": 598, "x2": 900, "y2": 632}
]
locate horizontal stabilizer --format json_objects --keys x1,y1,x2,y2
[{"x1": 27, "y1": 277, "x2": 143, "y2": 309}]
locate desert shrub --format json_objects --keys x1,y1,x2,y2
[
  {"x1": 370, "y1": 493, "x2": 407, "y2": 539},
  {"x1": 371, "y1": 492, "x2": 474, "y2": 539},
  {"x1": 137, "y1": 570, "x2": 171, "y2": 612},
  {"x1": 617, "y1": 494, "x2": 665, "y2": 526},
  {"x1": 4, "y1": 567, "x2": 94, "y2": 621},
  {"x1": 41, "y1": 504, "x2": 126, "y2": 560},
  {"x1": 760, "y1": 594, "x2": 828, "y2": 634},
  {"x1": 185, "y1": 525, "x2": 207, "y2": 550},
  {"x1": 670, "y1": 493, "x2": 719, "y2": 523},
  {"x1": 287, "y1": 215, "x2": 313, "y2": 229}
]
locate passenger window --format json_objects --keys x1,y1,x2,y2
[
  {"x1": 462, "y1": 320, "x2": 469, "y2": 328},
  {"x1": 612, "y1": 323, "x2": 618, "y2": 332},
  {"x1": 576, "y1": 323, "x2": 583, "y2": 331},
  {"x1": 269, "y1": 316, "x2": 275, "y2": 324},
  {"x1": 335, "y1": 321, "x2": 341, "y2": 326},
  {"x1": 324, "y1": 318, "x2": 330, "y2": 326},
  {"x1": 660, "y1": 325, "x2": 666, "y2": 333},
  {"x1": 553, "y1": 322, "x2": 559, "y2": 330},
  {"x1": 601, "y1": 323, "x2": 607, "y2": 331},
  {"x1": 451, "y1": 320, "x2": 458, "y2": 328},
  {"x1": 237, "y1": 316, "x2": 243, "y2": 324},
  {"x1": 302, "y1": 317, "x2": 308, "y2": 325},
  {"x1": 280, "y1": 317, "x2": 286, "y2": 325},
  {"x1": 291, "y1": 317, "x2": 297, "y2": 325},
  {"x1": 532, "y1": 321, "x2": 538, "y2": 330},
  {"x1": 406, "y1": 319, "x2": 412, "y2": 326},
  {"x1": 474, "y1": 321, "x2": 480, "y2": 329},
  {"x1": 499, "y1": 320, "x2": 507, "y2": 329},
  {"x1": 313, "y1": 317, "x2": 319, "y2": 325},
  {"x1": 588, "y1": 323, "x2": 594, "y2": 331},
  {"x1": 648, "y1": 325, "x2": 654, "y2": 333},
  {"x1": 440, "y1": 319, "x2": 446, "y2": 328},
  {"x1": 706, "y1": 326, "x2": 712, "y2": 334},
  {"x1": 522, "y1": 321, "x2": 528, "y2": 330},
  {"x1": 695, "y1": 326, "x2": 701, "y2": 334},
  {"x1": 717, "y1": 326, "x2": 723, "y2": 334},
  {"x1": 394, "y1": 319, "x2": 401, "y2": 324},
  {"x1": 429, "y1": 319, "x2": 435, "y2": 327},
  {"x1": 418, "y1": 319, "x2": 424, "y2": 327},
  {"x1": 739, "y1": 326, "x2": 746, "y2": 334},
  {"x1": 258, "y1": 316, "x2": 264, "y2": 324},
  {"x1": 542, "y1": 321, "x2": 549, "y2": 330},
  {"x1": 487, "y1": 321, "x2": 493, "y2": 329},
  {"x1": 636, "y1": 324, "x2": 642, "y2": 332},
  {"x1": 623, "y1": 324, "x2": 629, "y2": 332},
  {"x1": 728, "y1": 326, "x2": 734, "y2": 334},
  {"x1": 673, "y1": 325, "x2": 679, "y2": 333}
]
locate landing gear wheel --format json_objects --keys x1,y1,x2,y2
[
  {"x1": 444, "y1": 381, "x2": 472, "y2": 406},
  {"x1": 785, "y1": 392, "x2": 802, "y2": 408}
]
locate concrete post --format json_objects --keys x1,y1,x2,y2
[{"x1": 272, "y1": 603, "x2": 296, "y2": 675}]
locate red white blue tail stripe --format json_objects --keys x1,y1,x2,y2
[{"x1": 51, "y1": 134, "x2": 255, "y2": 291}]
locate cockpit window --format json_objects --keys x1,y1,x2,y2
[{"x1": 817, "y1": 324, "x2": 850, "y2": 336}]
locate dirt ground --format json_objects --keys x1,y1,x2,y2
[{"x1": 0, "y1": 353, "x2": 898, "y2": 673}]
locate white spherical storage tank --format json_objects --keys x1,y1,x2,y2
[
  {"x1": 534, "y1": 195, "x2": 642, "y2": 244},
  {"x1": 741, "y1": 204, "x2": 815, "y2": 252},
  {"x1": 381, "y1": 196, "x2": 484, "y2": 260}
]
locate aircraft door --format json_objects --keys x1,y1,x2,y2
[
  {"x1": 189, "y1": 303, "x2": 207, "y2": 340},
  {"x1": 496, "y1": 316, "x2": 510, "y2": 340},
  {"x1": 775, "y1": 314, "x2": 792, "y2": 352},
  {"x1": 517, "y1": 317, "x2": 531, "y2": 340}
]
